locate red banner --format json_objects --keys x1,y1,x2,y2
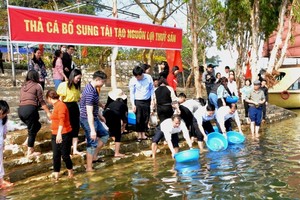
[
  {"x1": 166, "y1": 50, "x2": 183, "y2": 72},
  {"x1": 8, "y1": 6, "x2": 182, "y2": 50}
]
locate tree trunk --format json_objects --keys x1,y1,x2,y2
[
  {"x1": 250, "y1": 0, "x2": 260, "y2": 82},
  {"x1": 189, "y1": 0, "x2": 201, "y2": 98},
  {"x1": 267, "y1": 0, "x2": 288, "y2": 73},
  {"x1": 275, "y1": 1, "x2": 294, "y2": 70},
  {"x1": 111, "y1": 0, "x2": 118, "y2": 90},
  {"x1": 147, "y1": 49, "x2": 154, "y2": 67}
]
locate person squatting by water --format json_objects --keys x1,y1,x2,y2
[
  {"x1": 193, "y1": 103, "x2": 216, "y2": 151},
  {"x1": 0, "y1": 100, "x2": 13, "y2": 188},
  {"x1": 80, "y1": 71, "x2": 109, "y2": 172},
  {"x1": 152, "y1": 114, "x2": 192, "y2": 158},
  {"x1": 216, "y1": 103, "x2": 244, "y2": 138},
  {"x1": 46, "y1": 90, "x2": 73, "y2": 180}
]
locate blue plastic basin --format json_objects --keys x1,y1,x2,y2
[
  {"x1": 206, "y1": 132, "x2": 228, "y2": 151},
  {"x1": 226, "y1": 96, "x2": 239, "y2": 103},
  {"x1": 128, "y1": 111, "x2": 136, "y2": 125},
  {"x1": 227, "y1": 131, "x2": 245, "y2": 144},
  {"x1": 174, "y1": 149, "x2": 200, "y2": 163}
]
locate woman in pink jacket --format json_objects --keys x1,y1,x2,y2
[{"x1": 52, "y1": 50, "x2": 67, "y2": 90}]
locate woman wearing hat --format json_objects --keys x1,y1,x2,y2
[
  {"x1": 103, "y1": 89, "x2": 128, "y2": 157},
  {"x1": 105, "y1": 88, "x2": 128, "y2": 109}
]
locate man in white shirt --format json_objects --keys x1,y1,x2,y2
[
  {"x1": 151, "y1": 114, "x2": 192, "y2": 158},
  {"x1": 193, "y1": 104, "x2": 216, "y2": 150},
  {"x1": 216, "y1": 103, "x2": 243, "y2": 138},
  {"x1": 129, "y1": 66, "x2": 154, "y2": 141}
]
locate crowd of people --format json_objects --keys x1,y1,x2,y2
[{"x1": 0, "y1": 48, "x2": 269, "y2": 185}]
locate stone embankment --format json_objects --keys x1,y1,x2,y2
[{"x1": 0, "y1": 69, "x2": 297, "y2": 183}]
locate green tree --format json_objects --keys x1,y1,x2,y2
[
  {"x1": 215, "y1": 0, "x2": 299, "y2": 85},
  {"x1": 184, "y1": 0, "x2": 223, "y2": 97},
  {"x1": 131, "y1": 0, "x2": 185, "y2": 67}
]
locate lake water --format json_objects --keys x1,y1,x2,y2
[{"x1": 2, "y1": 110, "x2": 300, "y2": 199}]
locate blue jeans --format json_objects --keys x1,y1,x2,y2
[
  {"x1": 80, "y1": 117, "x2": 109, "y2": 151},
  {"x1": 53, "y1": 79, "x2": 63, "y2": 90},
  {"x1": 208, "y1": 93, "x2": 218, "y2": 109}
]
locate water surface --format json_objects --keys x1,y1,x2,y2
[{"x1": 2, "y1": 110, "x2": 300, "y2": 199}]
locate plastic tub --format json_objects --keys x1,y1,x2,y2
[
  {"x1": 206, "y1": 132, "x2": 228, "y2": 151},
  {"x1": 226, "y1": 96, "x2": 239, "y2": 103},
  {"x1": 127, "y1": 111, "x2": 136, "y2": 125},
  {"x1": 174, "y1": 149, "x2": 200, "y2": 163},
  {"x1": 227, "y1": 131, "x2": 245, "y2": 144}
]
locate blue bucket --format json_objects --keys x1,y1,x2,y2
[
  {"x1": 174, "y1": 149, "x2": 200, "y2": 163},
  {"x1": 227, "y1": 131, "x2": 245, "y2": 144},
  {"x1": 226, "y1": 96, "x2": 239, "y2": 103},
  {"x1": 127, "y1": 111, "x2": 136, "y2": 125},
  {"x1": 206, "y1": 132, "x2": 228, "y2": 151}
]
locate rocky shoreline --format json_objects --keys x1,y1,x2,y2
[{"x1": 0, "y1": 69, "x2": 297, "y2": 183}]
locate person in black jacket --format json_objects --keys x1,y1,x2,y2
[
  {"x1": 62, "y1": 45, "x2": 75, "y2": 78},
  {"x1": 103, "y1": 90, "x2": 128, "y2": 157},
  {"x1": 260, "y1": 79, "x2": 268, "y2": 121},
  {"x1": 202, "y1": 64, "x2": 216, "y2": 97},
  {"x1": 158, "y1": 61, "x2": 169, "y2": 79}
]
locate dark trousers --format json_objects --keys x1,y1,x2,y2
[
  {"x1": 135, "y1": 99, "x2": 151, "y2": 132},
  {"x1": 18, "y1": 105, "x2": 41, "y2": 147},
  {"x1": 243, "y1": 100, "x2": 249, "y2": 117},
  {"x1": 157, "y1": 104, "x2": 173, "y2": 123},
  {"x1": 216, "y1": 118, "x2": 233, "y2": 133},
  {"x1": 152, "y1": 127, "x2": 179, "y2": 148},
  {"x1": 103, "y1": 109, "x2": 122, "y2": 142},
  {"x1": 194, "y1": 120, "x2": 214, "y2": 141},
  {"x1": 262, "y1": 103, "x2": 267, "y2": 119},
  {"x1": 179, "y1": 105, "x2": 194, "y2": 137},
  {"x1": 65, "y1": 102, "x2": 80, "y2": 138},
  {"x1": 51, "y1": 134, "x2": 73, "y2": 172},
  {"x1": 0, "y1": 61, "x2": 4, "y2": 74}
]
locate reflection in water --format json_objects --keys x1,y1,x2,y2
[{"x1": 3, "y1": 110, "x2": 300, "y2": 199}]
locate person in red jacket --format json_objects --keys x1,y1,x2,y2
[
  {"x1": 167, "y1": 66, "x2": 180, "y2": 95},
  {"x1": 46, "y1": 89, "x2": 73, "y2": 180}
]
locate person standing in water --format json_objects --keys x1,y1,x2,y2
[
  {"x1": 245, "y1": 80, "x2": 265, "y2": 137},
  {"x1": 80, "y1": 71, "x2": 109, "y2": 172},
  {"x1": 46, "y1": 90, "x2": 73, "y2": 180}
]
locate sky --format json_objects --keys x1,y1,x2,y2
[{"x1": 97, "y1": 0, "x2": 237, "y2": 68}]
